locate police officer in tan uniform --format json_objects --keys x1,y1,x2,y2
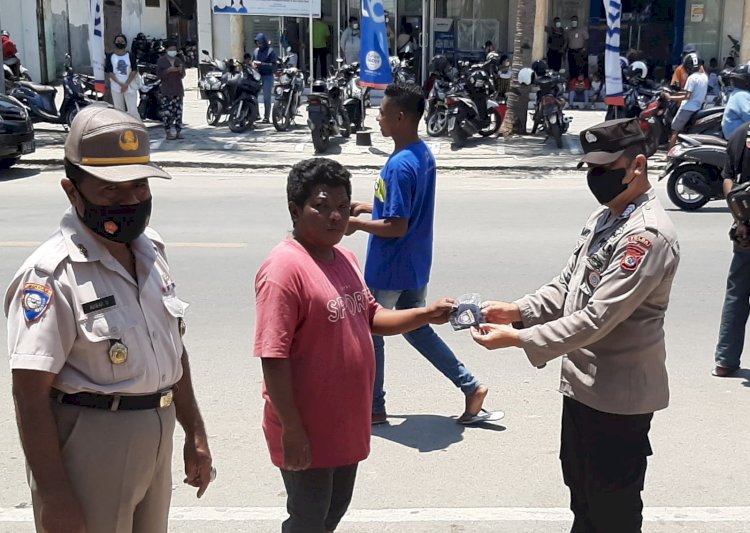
[
  {"x1": 472, "y1": 118, "x2": 680, "y2": 533},
  {"x1": 4, "y1": 106, "x2": 213, "y2": 533}
]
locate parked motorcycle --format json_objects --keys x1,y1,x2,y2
[
  {"x1": 228, "y1": 63, "x2": 262, "y2": 133},
  {"x1": 659, "y1": 133, "x2": 727, "y2": 211},
  {"x1": 307, "y1": 75, "x2": 350, "y2": 154},
  {"x1": 138, "y1": 72, "x2": 162, "y2": 121},
  {"x1": 3, "y1": 56, "x2": 31, "y2": 81},
  {"x1": 199, "y1": 53, "x2": 240, "y2": 126},
  {"x1": 529, "y1": 70, "x2": 571, "y2": 148},
  {"x1": 425, "y1": 77, "x2": 452, "y2": 137},
  {"x1": 340, "y1": 62, "x2": 368, "y2": 133},
  {"x1": 271, "y1": 52, "x2": 306, "y2": 132},
  {"x1": 447, "y1": 65, "x2": 502, "y2": 148},
  {"x1": 390, "y1": 54, "x2": 416, "y2": 84},
  {"x1": 9, "y1": 54, "x2": 95, "y2": 127}
]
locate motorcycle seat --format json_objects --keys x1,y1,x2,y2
[
  {"x1": 690, "y1": 106, "x2": 724, "y2": 121},
  {"x1": 16, "y1": 81, "x2": 56, "y2": 94},
  {"x1": 679, "y1": 134, "x2": 727, "y2": 147}
]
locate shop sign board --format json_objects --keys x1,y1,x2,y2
[
  {"x1": 690, "y1": 4, "x2": 704, "y2": 23},
  {"x1": 433, "y1": 18, "x2": 455, "y2": 56},
  {"x1": 212, "y1": 0, "x2": 321, "y2": 17}
]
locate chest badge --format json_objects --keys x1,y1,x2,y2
[
  {"x1": 109, "y1": 340, "x2": 129, "y2": 365},
  {"x1": 588, "y1": 271, "x2": 602, "y2": 289}
]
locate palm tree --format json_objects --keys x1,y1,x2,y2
[{"x1": 500, "y1": 0, "x2": 537, "y2": 136}]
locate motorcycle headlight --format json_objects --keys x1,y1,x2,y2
[{"x1": 280, "y1": 74, "x2": 291, "y2": 85}]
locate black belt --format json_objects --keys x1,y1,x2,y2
[{"x1": 51, "y1": 389, "x2": 174, "y2": 411}]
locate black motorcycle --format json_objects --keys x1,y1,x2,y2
[
  {"x1": 341, "y1": 63, "x2": 368, "y2": 133},
  {"x1": 307, "y1": 75, "x2": 350, "y2": 154},
  {"x1": 530, "y1": 71, "x2": 570, "y2": 148},
  {"x1": 9, "y1": 54, "x2": 95, "y2": 127},
  {"x1": 228, "y1": 63, "x2": 262, "y2": 133},
  {"x1": 138, "y1": 71, "x2": 162, "y2": 121},
  {"x1": 447, "y1": 65, "x2": 502, "y2": 148},
  {"x1": 271, "y1": 53, "x2": 305, "y2": 132},
  {"x1": 659, "y1": 133, "x2": 727, "y2": 211},
  {"x1": 425, "y1": 77, "x2": 452, "y2": 137}
]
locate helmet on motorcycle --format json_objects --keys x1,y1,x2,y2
[
  {"x1": 311, "y1": 79, "x2": 327, "y2": 93},
  {"x1": 389, "y1": 56, "x2": 401, "y2": 71},
  {"x1": 682, "y1": 52, "x2": 699, "y2": 74},
  {"x1": 428, "y1": 54, "x2": 450, "y2": 76},
  {"x1": 531, "y1": 60, "x2": 548, "y2": 77},
  {"x1": 729, "y1": 64, "x2": 750, "y2": 91},
  {"x1": 627, "y1": 61, "x2": 648, "y2": 81},
  {"x1": 619, "y1": 56, "x2": 629, "y2": 70},
  {"x1": 518, "y1": 67, "x2": 535, "y2": 86},
  {"x1": 486, "y1": 51, "x2": 501, "y2": 66}
]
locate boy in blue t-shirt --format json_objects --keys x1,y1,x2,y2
[{"x1": 348, "y1": 81, "x2": 490, "y2": 425}]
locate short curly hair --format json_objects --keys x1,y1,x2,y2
[
  {"x1": 384, "y1": 81, "x2": 425, "y2": 120},
  {"x1": 287, "y1": 157, "x2": 352, "y2": 208}
]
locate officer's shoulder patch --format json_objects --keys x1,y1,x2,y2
[
  {"x1": 21, "y1": 283, "x2": 54, "y2": 322},
  {"x1": 620, "y1": 243, "x2": 648, "y2": 272},
  {"x1": 628, "y1": 235, "x2": 652, "y2": 248}
]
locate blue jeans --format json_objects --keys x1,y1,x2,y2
[
  {"x1": 370, "y1": 287, "x2": 480, "y2": 415},
  {"x1": 261, "y1": 74, "x2": 274, "y2": 120},
  {"x1": 715, "y1": 250, "x2": 750, "y2": 370}
]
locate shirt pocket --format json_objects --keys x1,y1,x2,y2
[
  {"x1": 162, "y1": 294, "x2": 189, "y2": 355},
  {"x1": 77, "y1": 305, "x2": 147, "y2": 386}
]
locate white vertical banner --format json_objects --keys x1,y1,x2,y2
[
  {"x1": 89, "y1": 0, "x2": 105, "y2": 93},
  {"x1": 602, "y1": 0, "x2": 624, "y2": 106}
]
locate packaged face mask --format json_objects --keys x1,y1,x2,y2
[{"x1": 449, "y1": 293, "x2": 484, "y2": 331}]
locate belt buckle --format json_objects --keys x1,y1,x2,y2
[{"x1": 159, "y1": 390, "x2": 174, "y2": 408}]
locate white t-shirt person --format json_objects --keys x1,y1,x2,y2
[
  {"x1": 109, "y1": 52, "x2": 136, "y2": 94},
  {"x1": 681, "y1": 71, "x2": 708, "y2": 112}
]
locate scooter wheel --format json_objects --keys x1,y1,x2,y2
[
  {"x1": 311, "y1": 127, "x2": 330, "y2": 153},
  {"x1": 65, "y1": 106, "x2": 81, "y2": 126},
  {"x1": 272, "y1": 102, "x2": 290, "y2": 132},
  {"x1": 426, "y1": 109, "x2": 448, "y2": 137},
  {"x1": 666, "y1": 165, "x2": 711, "y2": 211},
  {"x1": 206, "y1": 100, "x2": 222, "y2": 126}
]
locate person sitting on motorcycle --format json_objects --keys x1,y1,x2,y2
[
  {"x1": 670, "y1": 44, "x2": 705, "y2": 89},
  {"x1": 590, "y1": 71, "x2": 604, "y2": 104},
  {"x1": 2, "y1": 30, "x2": 21, "y2": 77},
  {"x1": 722, "y1": 65, "x2": 750, "y2": 139},
  {"x1": 664, "y1": 53, "x2": 708, "y2": 149},
  {"x1": 251, "y1": 33, "x2": 278, "y2": 124}
]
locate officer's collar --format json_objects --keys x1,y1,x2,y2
[{"x1": 60, "y1": 207, "x2": 153, "y2": 263}]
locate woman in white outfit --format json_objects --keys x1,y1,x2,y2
[{"x1": 106, "y1": 34, "x2": 139, "y2": 118}]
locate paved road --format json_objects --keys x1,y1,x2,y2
[{"x1": 0, "y1": 168, "x2": 747, "y2": 532}]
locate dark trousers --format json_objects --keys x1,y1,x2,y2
[
  {"x1": 560, "y1": 396, "x2": 653, "y2": 533},
  {"x1": 548, "y1": 49, "x2": 563, "y2": 72},
  {"x1": 280, "y1": 463, "x2": 358, "y2": 533},
  {"x1": 715, "y1": 249, "x2": 750, "y2": 370},
  {"x1": 568, "y1": 48, "x2": 587, "y2": 78},
  {"x1": 313, "y1": 47, "x2": 328, "y2": 79}
]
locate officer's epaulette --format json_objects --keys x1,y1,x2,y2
[
  {"x1": 144, "y1": 227, "x2": 167, "y2": 256},
  {"x1": 31, "y1": 232, "x2": 69, "y2": 275}
]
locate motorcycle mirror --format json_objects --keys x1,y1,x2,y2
[{"x1": 202, "y1": 50, "x2": 210, "y2": 56}]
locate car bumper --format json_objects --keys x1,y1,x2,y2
[{"x1": 0, "y1": 131, "x2": 35, "y2": 158}]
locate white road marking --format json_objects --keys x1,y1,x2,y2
[
  {"x1": 1, "y1": 507, "x2": 749, "y2": 523},
  {"x1": 0, "y1": 242, "x2": 246, "y2": 249}
]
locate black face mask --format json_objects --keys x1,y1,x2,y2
[
  {"x1": 115, "y1": 42, "x2": 127, "y2": 50},
  {"x1": 75, "y1": 186, "x2": 152, "y2": 244},
  {"x1": 587, "y1": 167, "x2": 628, "y2": 204}
]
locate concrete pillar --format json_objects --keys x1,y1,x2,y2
[
  {"x1": 740, "y1": 0, "x2": 750, "y2": 63},
  {"x1": 197, "y1": 0, "x2": 213, "y2": 58},
  {"x1": 532, "y1": 0, "x2": 548, "y2": 61},
  {"x1": 230, "y1": 15, "x2": 244, "y2": 60}
]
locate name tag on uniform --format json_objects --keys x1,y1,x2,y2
[{"x1": 82, "y1": 295, "x2": 117, "y2": 315}]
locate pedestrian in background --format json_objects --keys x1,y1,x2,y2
[
  {"x1": 105, "y1": 33, "x2": 140, "y2": 119},
  {"x1": 565, "y1": 15, "x2": 589, "y2": 78},
  {"x1": 254, "y1": 157, "x2": 453, "y2": 532},
  {"x1": 713, "y1": 117, "x2": 750, "y2": 377},
  {"x1": 473, "y1": 118, "x2": 680, "y2": 533},
  {"x1": 252, "y1": 33, "x2": 278, "y2": 124},
  {"x1": 545, "y1": 17, "x2": 566, "y2": 72},
  {"x1": 340, "y1": 16, "x2": 362, "y2": 65},
  {"x1": 313, "y1": 14, "x2": 330, "y2": 78},
  {"x1": 156, "y1": 40, "x2": 186, "y2": 140},
  {"x1": 4, "y1": 106, "x2": 213, "y2": 533},
  {"x1": 347, "y1": 81, "x2": 491, "y2": 426}
]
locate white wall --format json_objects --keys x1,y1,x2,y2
[
  {"x1": 211, "y1": 13, "x2": 234, "y2": 59},
  {"x1": 197, "y1": 0, "x2": 214, "y2": 58},
  {"x1": 141, "y1": 0, "x2": 166, "y2": 38},
  {"x1": 0, "y1": 0, "x2": 43, "y2": 81}
]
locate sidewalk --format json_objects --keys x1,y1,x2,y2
[{"x1": 23, "y1": 70, "x2": 665, "y2": 172}]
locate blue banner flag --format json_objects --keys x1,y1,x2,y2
[
  {"x1": 603, "y1": 0, "x2": 624, "y2": 106},
  {"x1": 360, "y1": 0, "x2": 392, "y2": 89}
]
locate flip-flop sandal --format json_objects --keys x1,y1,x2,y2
[{"x1": 457, "y1": 408, "x2": 505, "y2": 426}]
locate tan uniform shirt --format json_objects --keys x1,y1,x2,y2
[
  {"x1": 566, "y1": 28, "x2": 588, "y2": 50},
  {"x1": 4, "y1": 208, "x2": 186, "y2": 395},
  {"x1": 515, "y1": 189, "x2": 680, "y2": 415}
]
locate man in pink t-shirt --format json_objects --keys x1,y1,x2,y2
[{"x1": 254, "y1": 158, "x2": 454, "y2": 532}]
